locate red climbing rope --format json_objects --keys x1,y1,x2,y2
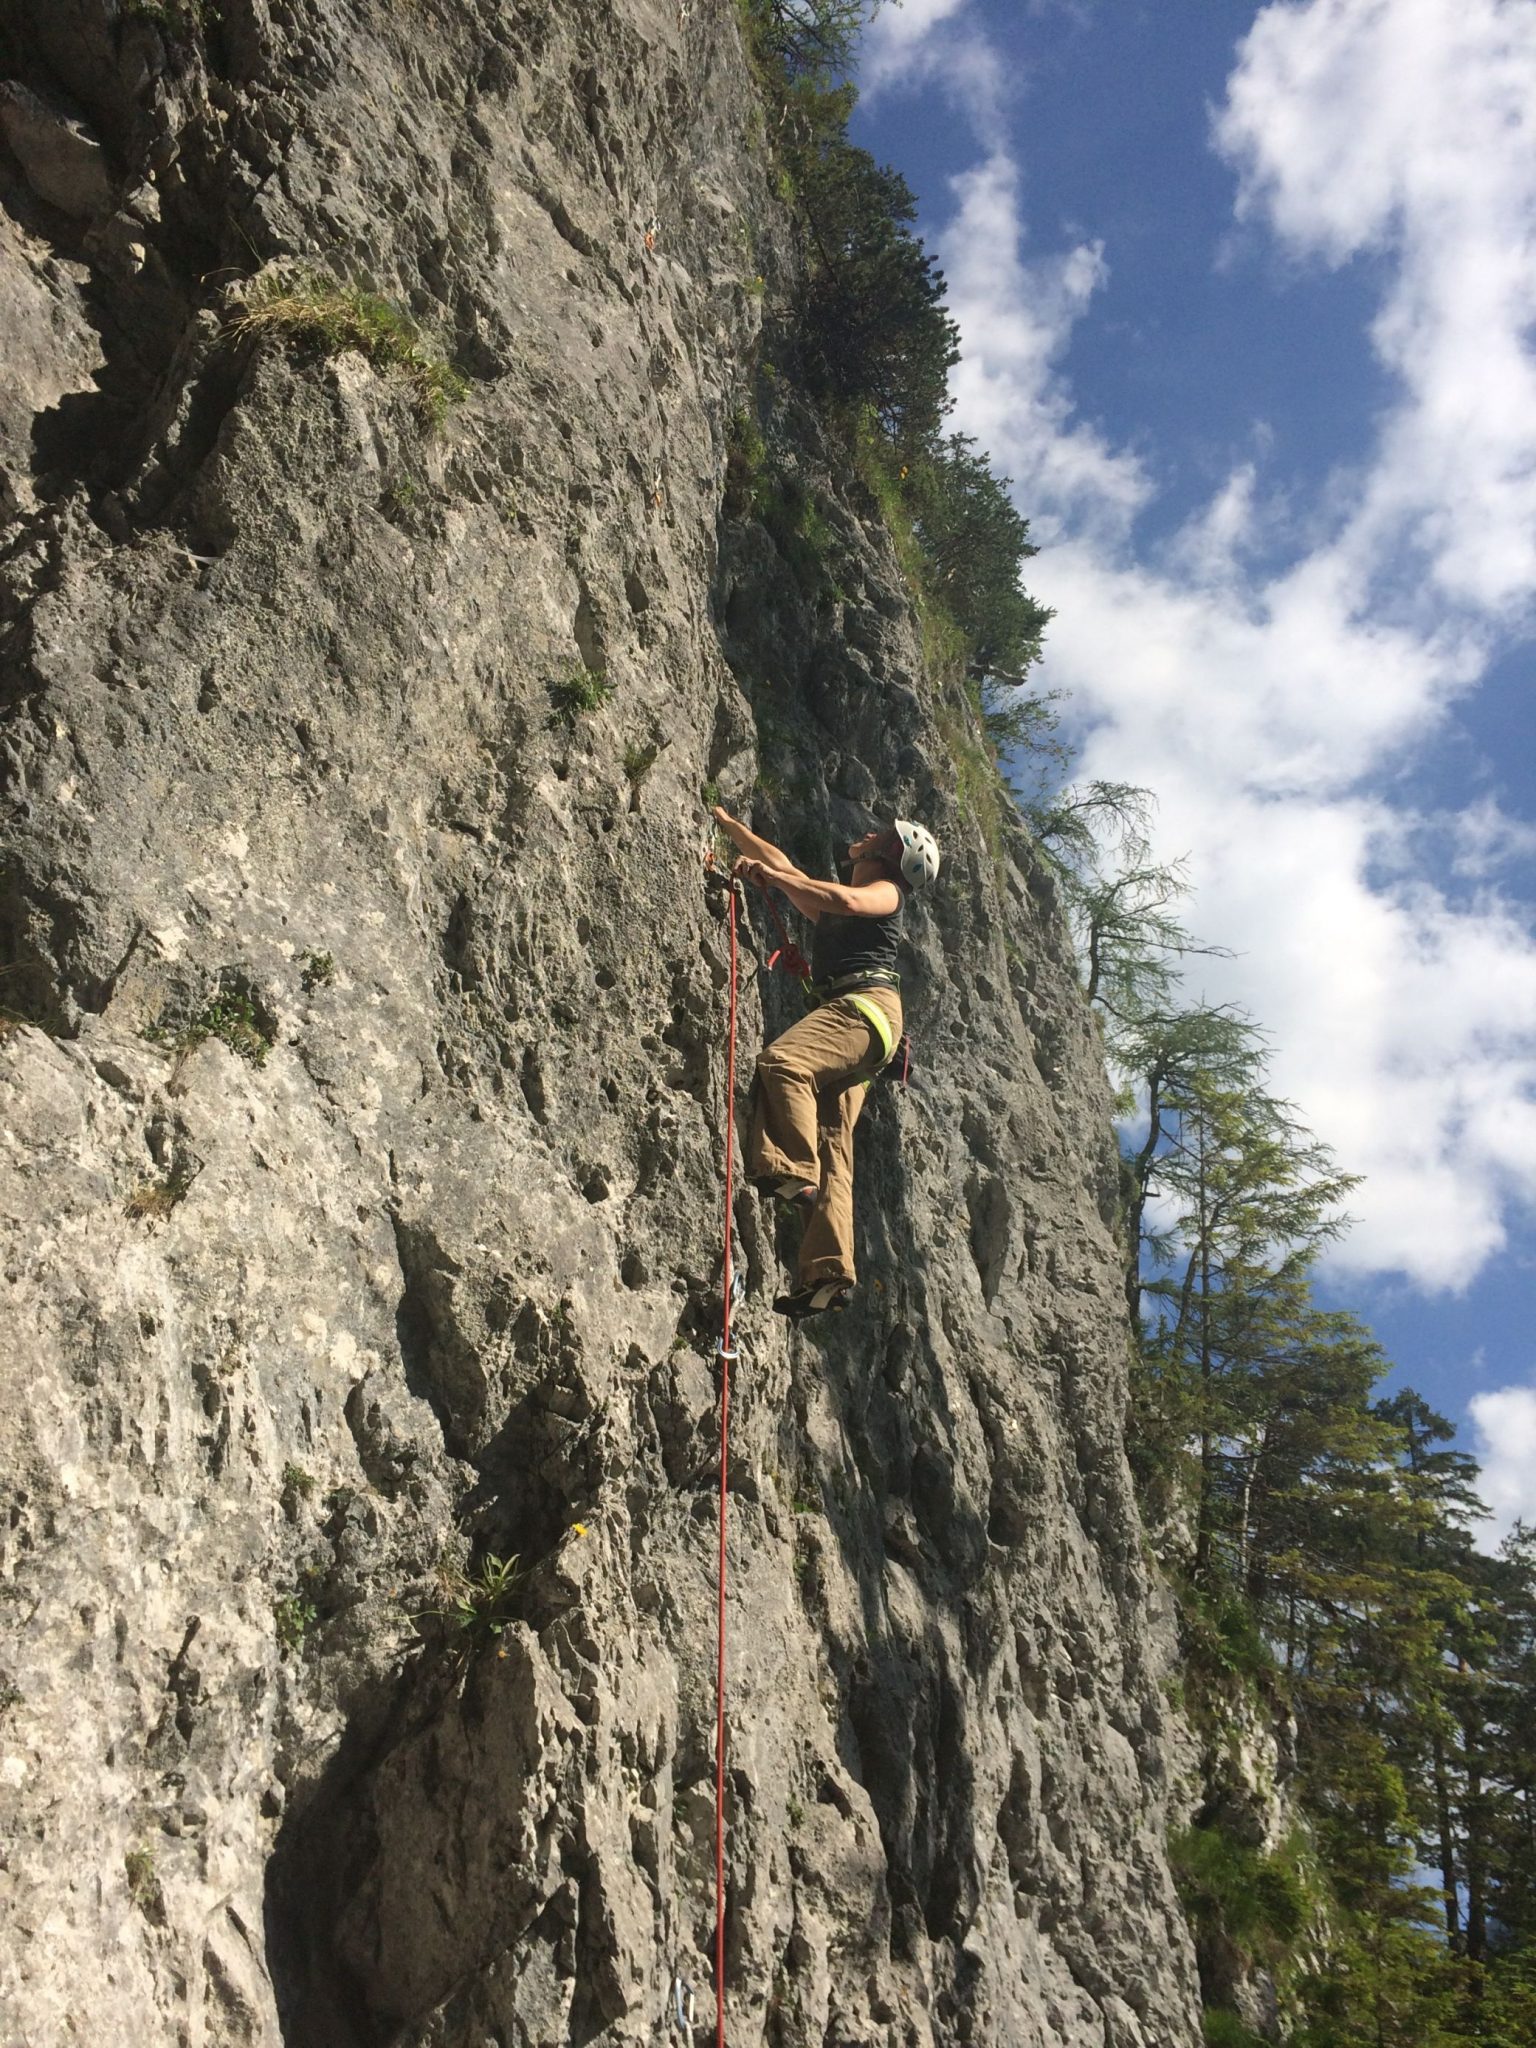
[{"x1": 715, "y1": 878, "x2": 740, "y2": 2048}]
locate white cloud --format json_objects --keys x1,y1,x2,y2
[
  {"x1": 1163, "y1": 463, "x2": 1261, "y2": 588},
  {"x1": 940, "y1": 155, "x2": 1151, "y2": 544},
  {"x1": 859, "y1": 0, "x2": 1014, "y2": 141},
  {"x1": 1216, "y1": 0, "x2": 1536, "y2": 618},
  {"x1": 1468, "y1": 1381, "x2": 1536, "y2": 1547},
  {"x1": 1451, "y1": 795, "x2": 1536, "y2": 879},
  {"x1": 862, "y1": 0, "x2": 973, "y2": 89},
  {"x1": 909, "y1": 1, "x2": 1536, "y2": 1292}
]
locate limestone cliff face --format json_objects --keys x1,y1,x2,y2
[{"x1": 0, "y1": 3, "x2": 1204, "y2": 2043}]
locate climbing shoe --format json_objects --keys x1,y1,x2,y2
[{"x1": 772, "y1": 1280, "x2": 850, "y2": 1320}]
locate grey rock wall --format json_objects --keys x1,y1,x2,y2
[{"x1": 0, "y1": 1, "x2": 1203, "y2": 2043}]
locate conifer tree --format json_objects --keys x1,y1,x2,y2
[
  {"x1": 910, "y1": 434, "x2": 1054, "y2": 674},
  {"x1": 1485, "y1": 1526, "x2": 1536, "y2": 1955},
  {"x1": 742, "y1": 0, "x2": 879, "y2": 78},
  {"x1": 796, "y1": 145, "x2": 960, "y2": 444}
]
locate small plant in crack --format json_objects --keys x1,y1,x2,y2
[
  {"x1": 125, "y1": 1168, "x2": 194, "y2": 1221},
  {"x1": 274, "y1": 1591, "x2": 318, "y2": 1657},
  {"x1": 190, "y1": 991, "x2": 274, "y2": 1065},
  {"x1": 623, "y1": 740, "x2": 660, "y2": 786},
  {"x1": 145, "y1": 983, "x2": 275, "y2": 1068},
  {"x1": 420, "y1": 1551, "x2": 523, "y2": 1654},
  {"x1": 299, "y1": 950, "x2": 334, "y2": 992},
  {"x1": 124, "y1": 0, "x2": 212, "y2": 33},
  {"x1": 124, "y1": 1844, "x2": 163, "y2": 1917},
  {"x1": 548, "y1": 664, "x2": 613, "y2": 728},
  {"x1": 281, "y1": 1462, "x2": 316, "y2": 1503}
]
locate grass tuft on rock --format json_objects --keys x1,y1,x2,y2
[
  {"x1": 232, "y1": 269, "x2": 468, "y2": 424},
  {"x1": 125, "y1": 1169, "x2": 193, "y2": 1221},
  {"x1": 189, "y1": 991, "x2": 274, "y2": 1067},
  {"x1": 124, "y1": 1845, "x2": 162, "y2": 1918},
  {"x1": 417, "y1": 1551, "x2": 524, "y2": 1661},
  {"x1": 548, "y1": 665, "x2": 613, "y2": 727}
]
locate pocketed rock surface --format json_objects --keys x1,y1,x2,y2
[{"x1": 0, "y1": 2, "x2": 1204, "y2": 2042}]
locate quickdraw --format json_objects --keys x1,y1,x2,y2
[{"x1": 672, "y1": 1975, "x2": 697, "y2": 2034}]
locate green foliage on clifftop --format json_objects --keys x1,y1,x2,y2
[{"x1": 736, "y1": 0, "x2": 1054, "y2": 770}]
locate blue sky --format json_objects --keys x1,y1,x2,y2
[{"x1": 850, "y1": 0, "x2": 1536, "y2": 1540}]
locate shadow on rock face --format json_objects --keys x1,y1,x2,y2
[
  {"x1": 779, "y1": 1153, "x2": 995, "y2": 1998},
  {"x1": 264, "y1": 1627, "x2": 586, "y2": 2048},
  {"x1": 263, "y1": 1656, "x2": 417, "y2": 2048}
]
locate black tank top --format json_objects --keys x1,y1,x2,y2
[{"x1": 809, "y1": 894, "x2": 903, "y2": 988}]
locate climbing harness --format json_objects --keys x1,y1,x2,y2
[
  {"x1": 809, "y1": 967, "x2": 901, "y2": 1002},
  {"x1": 713, "y1": 873, "x2": 744, "y2": 2048}
]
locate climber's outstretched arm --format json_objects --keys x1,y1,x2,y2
[
  {"x1": 713, "y1": 807, "x2": 900, "y2": 921},
  {"x1": 732, "y1": 858, "x2": 897, "y2": 923},
  {"x1": 711, "y1": 805, "x2": 795, "y2": 874},
  {"x1": 756, "y1": 868, "x2": 898, "y2": 922}
]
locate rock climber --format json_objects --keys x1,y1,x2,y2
[{"x1": 711, "y1": 804, "x2": 941, "y2": 1319}]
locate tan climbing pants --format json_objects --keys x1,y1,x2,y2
[{"x1": 746, "y1": 987, "x2": 902, "y2": 1289}]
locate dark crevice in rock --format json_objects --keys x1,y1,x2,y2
[{"x1": 387, "y1": 1210, "x2": 460, "y2": 1450}]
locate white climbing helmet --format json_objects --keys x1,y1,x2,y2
[{"x1": 892, "y1": 818, "x2": 940, "y2": 890}]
